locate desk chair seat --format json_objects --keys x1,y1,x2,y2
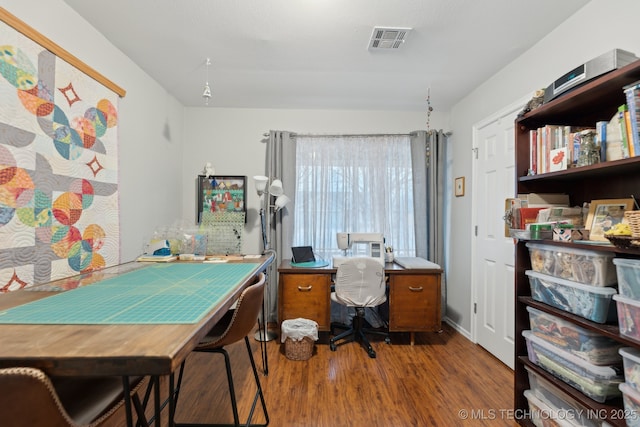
[
  {"x1": 0, "y1": 367, "x2": 145, "y2": 427},
  {"x1": 175, "y1": 272, "x2": 269, "y2": 427},
  {"x1": 330, "y1": 257, "x2": 390, "y2": 358}
]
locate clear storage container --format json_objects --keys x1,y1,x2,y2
[
  {"x1": 614, "y1": 295, "x2": 640, "y2": 344},
  {"x1": 620, "y1": 347, "x2": 640, "y2": 393},
  {"x1": 527, "y1": 242, "x2": 617, "y2": 286},
  {"x1": 524, "y1": 389, "x2": 574, "y2": 427},
  {"x1": 526, "y1": 366, "x2": 612, "y2": 427},
  {"x1": 526, "y1": 270, "x2": 617, "y2": 323},
  {"x1": 527, "y1": 306, "x2": 622, "y2": 365},
  {"x1": 523, "y1": 330, "x2": 623, "y2": 403},
  {"x1": 613, "y1": 258, "x2": 640, "y2": 300},
  {"x1": 619, "y1": 383, "x2": 640, "y2": 427}
]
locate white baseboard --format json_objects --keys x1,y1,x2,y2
[{"x1": 443, "y1": 317, "x2": 472, "y2": 341}]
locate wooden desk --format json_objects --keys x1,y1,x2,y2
[
  {"x1": 0, "y1": 256, "x2": 273, "y2": 426},
  {"x1": 278, "y1": 259, "x2": 442, "y2": 344}
]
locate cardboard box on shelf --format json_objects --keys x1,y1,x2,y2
[{"x1": 517, "y1": 193, "x2": 570, "y2": 207}]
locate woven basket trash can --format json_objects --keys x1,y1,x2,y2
[{"x1": 281, "y1": 318, "x2": 318, "y2": 361}]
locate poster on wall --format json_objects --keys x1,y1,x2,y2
[
  {"x1": 0, "y1": 10, "x2": 122, "y2": 291},
  {"x1": 197, "y1": 175, "x2": 246, "y2": 223}
]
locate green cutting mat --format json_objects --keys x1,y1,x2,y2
[{"x1": 0, "y1": 263, "x2": 260, "y2": 324}]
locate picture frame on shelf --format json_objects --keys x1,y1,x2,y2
[
  {"x1": 585, "y1": 198, "x2": 635, "y2": 241},
  {"x1": 454, "y1": 177, "x2": 465, "y2": 197},
  {"x1": 197, "y1": 175, "x2": 247, "y2": 223}
]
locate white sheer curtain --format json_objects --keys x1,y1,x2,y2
[{"x1": 293, "y1": 134, "x2": 415, "y2": 259}]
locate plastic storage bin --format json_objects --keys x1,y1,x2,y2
[
  {"x1": 527, "y1": 242, "x2": 617, "y2": 286},
  {"x1": 619, "y1": 383, "x2": 640, "y2": 427},
  {"x1": 525, "y1": 366, "x2": 611, "y2": 427},
  {"x1": 613, "y1": 258, "x2": 640, "y2": 300},
  {"x1": 524, "y1": 389, "x2": 574, "y2": 427},
  {"x1": 526, "y1": 270, "x2": 618, "y2": 324},
  {"x1": 614, "y1": 295, "x2": 640, "y2": 344},
  {"x1": 620, "y1": 347, "x2": 640, "y2": 393},
  {"x1": 523, "y1": 330, "x2": 623, "y2": 402},
  {"x1": 527, "y1": 306, "x2": 622, "y2": 365}
]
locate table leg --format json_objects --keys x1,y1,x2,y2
[
  {"x1": 153, "y1": 375, "x2": 161, "y2": 426},
  {"x1": 169, "y1": 373, "x2": 176, "y2": 427},
  {"x1": 122, "y1": 376, "x2": 134, "y2": 427}
]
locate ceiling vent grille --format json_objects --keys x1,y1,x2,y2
[{"x1": 368, "y1": 27, "x2": 412, "y2": 50}]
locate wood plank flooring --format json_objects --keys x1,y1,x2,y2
[{"x1": 104, "y1": 322, "x2": 518, "y2": 427}]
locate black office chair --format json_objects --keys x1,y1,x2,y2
[
  {"x1": 0, "y1": 367, "x2": 145, "y2": 427},
  {"x1": 175, "y1": 272, "x2": 269, "y2": 427},
  {"x1": 329, "y1": 257, "x2": 390, "y2": 358}
]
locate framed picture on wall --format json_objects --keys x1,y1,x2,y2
[{"x1": 197, "y1": 175, "x2": 247, "y2": 223}]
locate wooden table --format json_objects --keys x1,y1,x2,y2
[
  {"x1": 0, "y1": 256, "x2": 273, "y2": 426},
  {"x1": 278, "y1": 259, "x2": 442, "y2": 345}
]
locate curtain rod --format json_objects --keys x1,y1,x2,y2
[
  {"x1": 293, "y1": 133, "x2": 414, "y2": 138},
  {"x1": 262, "y1": 131, "x2": 452, "y2": 138},
  {"x1": 262, "y1": 132, "x2": 414, "y2": 138}
]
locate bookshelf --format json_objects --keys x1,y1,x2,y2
[{"x1": 514, "y1": 59, "x2": 640, "y2": 426}]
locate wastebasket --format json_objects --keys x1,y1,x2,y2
[{"x1": 281, "y1": 318, "x2": 318, "y2": 361}]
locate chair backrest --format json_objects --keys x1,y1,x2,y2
[
  {"x1": 334, "y1": 257, "x2": 386, "y2": 307},
  {"x1": 201, "y1": 272, "x2": 266, "y2": 349},
  {"x1": 0, "y1": 367, "x2": 142, "y2": 427}
]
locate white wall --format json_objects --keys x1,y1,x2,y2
[
  {"x1": 447, "y1": 0, "x2": 640, "y2": 334},
  {"x1": 4, "y1": 0, "x2": 185, "y2": 263},
  {"x1": 3, "y1": 0, "x2": 450, "y2": 265},
  {"x1": 182, "y1": 108, "x2": 450, "y2": 255},
  {"x1": 11, "y1": 0, "x2": 634, "y2": 341}
]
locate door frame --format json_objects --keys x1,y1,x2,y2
[{"x1": 470, "y1": 95, "x2": 529, "y2": 349}]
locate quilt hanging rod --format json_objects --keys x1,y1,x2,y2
[{"x1": 262, "y1": 131, "x2": 451, "y2": 138}]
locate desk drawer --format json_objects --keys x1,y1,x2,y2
[
  {"x1": 389, "y1": 274, "x2": 441, "y2": 332},
  {"x1": 278, "y1": 273, "x2": 330, "y2": 330}
]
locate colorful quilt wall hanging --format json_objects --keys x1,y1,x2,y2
[{"x1": 0, "y1": 13, "x2": 120, "y2": 291}]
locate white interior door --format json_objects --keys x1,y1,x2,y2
[{"x1": 471, "y1": 101, "x2": 524, "y2": 369}]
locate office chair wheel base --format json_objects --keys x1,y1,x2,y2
[
  {"x1": 385, "y1": 337, "x2": 391, "y2": 344},
  {"x1": 367, "y1": 348, "x2": 376, "y2": 358},
  {"x1": 329, "y1": 342, "x2": 337, "y2": 351}
]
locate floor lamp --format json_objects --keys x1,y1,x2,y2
[{"x1": 253, "y1": 175, "x2": 290, "y2": 345}]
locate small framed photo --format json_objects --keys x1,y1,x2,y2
[
  {"x1": 586, "y1": 198, "x2": 635, "y2": 241},
  {"x1": 454, "y1": 177, "x2": 465, "y2": 197},
  {"x1": 197, "y1": 175, "x2": 246, "y2": 223}
]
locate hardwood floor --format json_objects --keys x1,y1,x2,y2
[
  {"x1": 177, "y1": 322, "x2": 517, "y2": 427},
  {"x1": 106, "y1": 323, "x2": 518, "y2": 426}
]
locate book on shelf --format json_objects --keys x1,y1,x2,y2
[
  {"x1": 606, "y1": 110, "x2": 625, "y2": 161},
  {"x1": 596, "y1": 120, "x2": 607, "y2": 161},
  {"x1": 529, "y1": 129, "x2": 537, "y2": 175},
  {"x1": 624, "y1": 80, "x2": 640, "y2": 157},
  {"x1": 618, "y1": 104, "x2": 632, "y2": 158},
  {"x1": 625, "y1": 109, "x2": 635, "y2": 157},
  {"x1": 518, "y1": 207, "x2": 545, "y2": 230},
  {"x1": 528, "y1": 124, "x2": 615, "y2": 174}
]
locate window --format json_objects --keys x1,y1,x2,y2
[{"x1": 293, "y1": 134, "x2": 415, "y2": 258}]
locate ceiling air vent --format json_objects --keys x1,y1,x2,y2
[{"x1": 368, "y1": 27, "x2": 412, "y2": 50}]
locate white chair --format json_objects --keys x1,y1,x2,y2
[{"x1": 329, "y1": 257, "x2": 390, "y2": 358}]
